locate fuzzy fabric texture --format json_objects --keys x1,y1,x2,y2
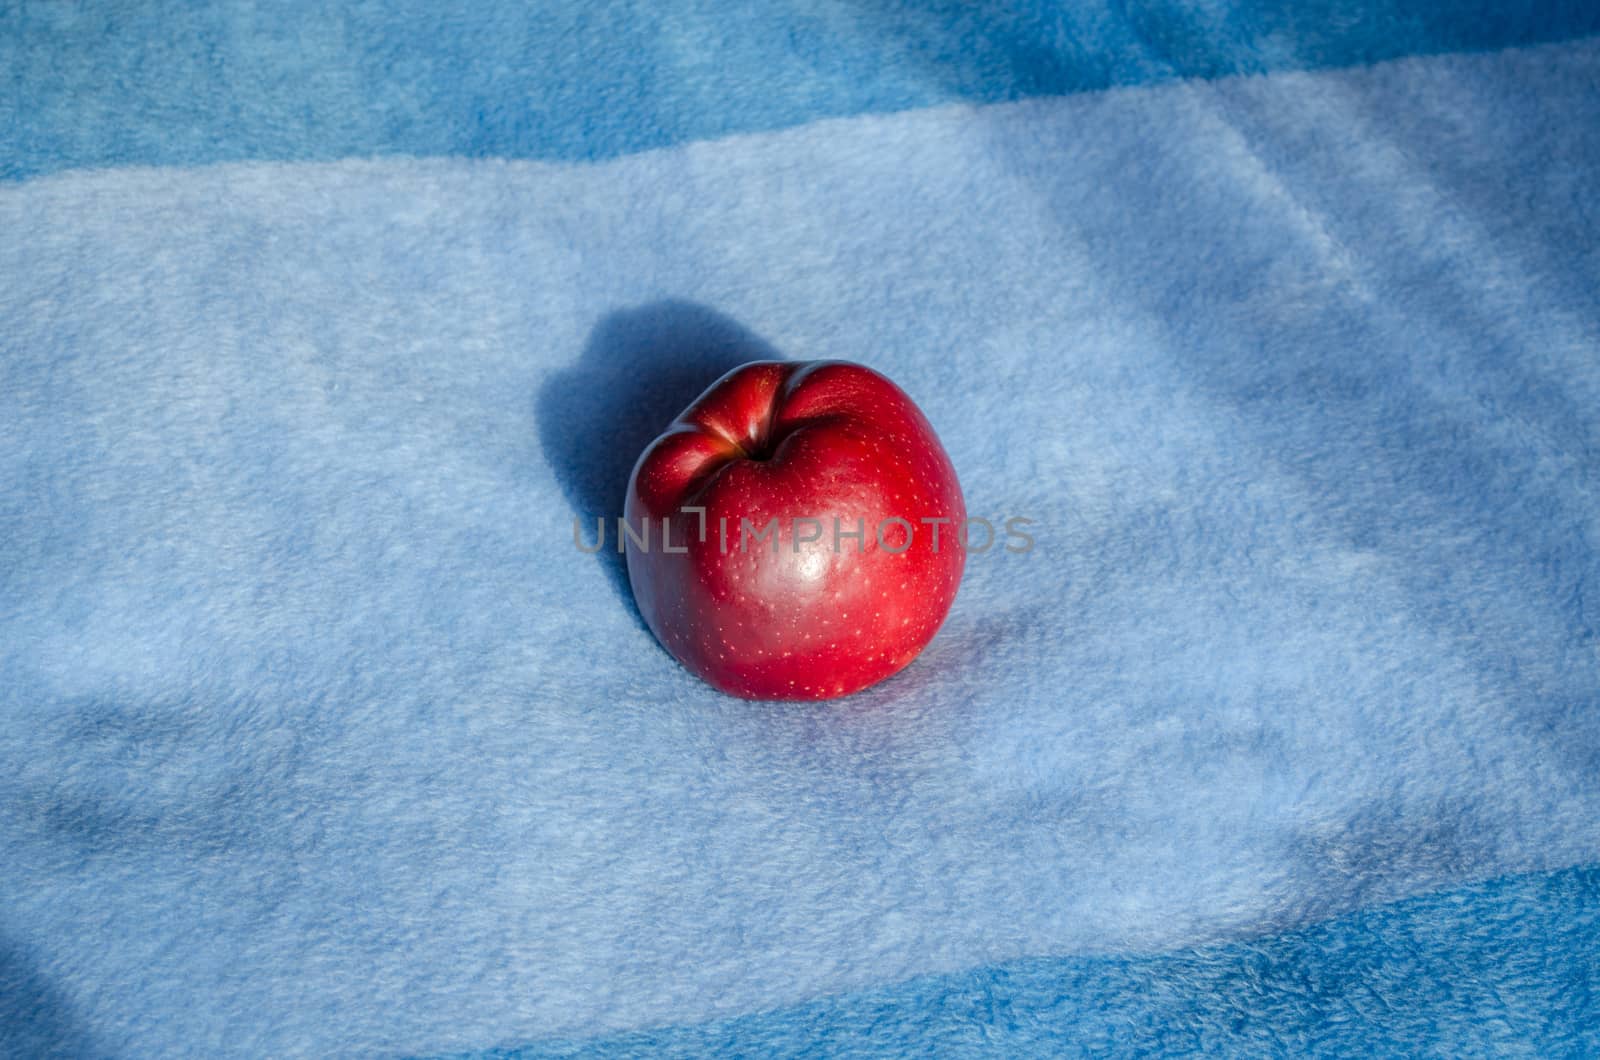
[
  {"x1": 3, "y1": 5, "x2": 1600, "y2": 1058},
  {"x1": 483, "y1": 864, "x2": 1600, "y2": 1057},
  {"x1": 6, "y1": 0, "x2": 1599, "y2": 181}
]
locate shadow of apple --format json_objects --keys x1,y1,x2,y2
[{"x1": 538, "y1": 301, "x2": 785, "y2": 623}]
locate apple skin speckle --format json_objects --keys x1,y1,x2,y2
[{"x1": 624, "y1": 360, "x2": 966, "y2": 701}]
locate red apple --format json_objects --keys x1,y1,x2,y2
[{"x1": 624, "y1": 360, "x2": 965, "y2": 699}]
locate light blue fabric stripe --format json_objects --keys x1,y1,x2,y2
[
  {"x1": 470, "y1": 863, "x2": 1600, "y2": 1058},
  {"x1": 3, "y1": 0, "x2": 1599, "y2": 181}
]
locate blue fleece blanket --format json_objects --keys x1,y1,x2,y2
[{"x1": 4, "y1": 3, "x2": 1599, "y2": 1056}]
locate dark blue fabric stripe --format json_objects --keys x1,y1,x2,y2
[
  {"x1": 4, "y1": 1, "x2": 1599, "y2": 181},
  {"x1": 467, "y1": 863, "x2": 1600, "y2": 1057}
]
